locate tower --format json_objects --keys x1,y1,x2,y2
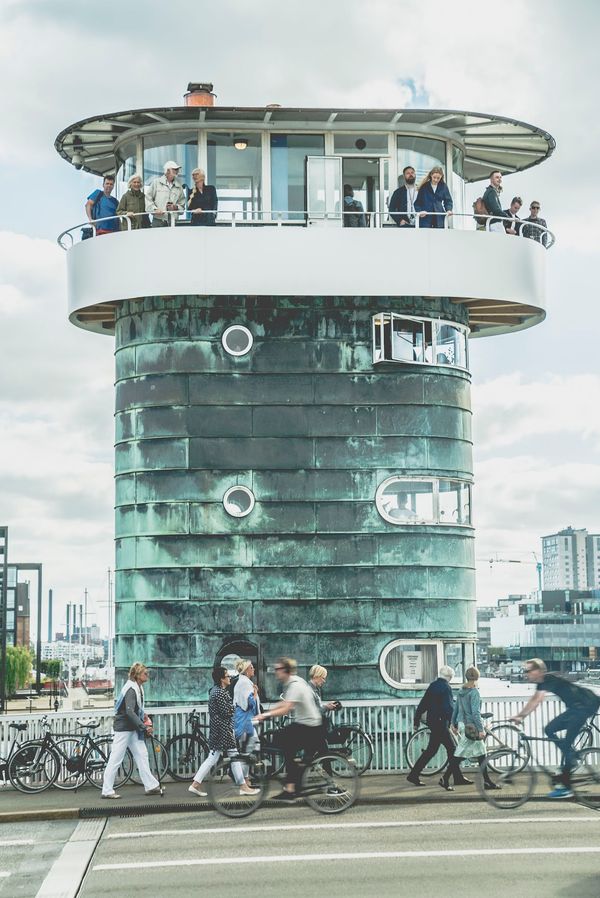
[{"x1": 56, "y1": 86, "x2": 554, "y2": 701}]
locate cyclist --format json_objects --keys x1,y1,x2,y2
[
  {"x1": 254, "y1": 657, "x2": 324, "y2": 802},
  {"x1": 511, "y1": 658, "x2": 600, "y2": 799}
]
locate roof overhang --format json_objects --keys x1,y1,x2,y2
[{"x1": 55, "y1": 105, "x2": 555, "y2": 183}]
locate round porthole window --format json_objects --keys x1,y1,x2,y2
[
  {"x1": 222, "y1": 325, "x2": 253, "y2": 357},
  {"x1": 223, "y1": 486, "x2": 255, "y2": 517}
]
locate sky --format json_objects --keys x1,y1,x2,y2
[{"x1": 1, "y1": 0, "x2": 599, "y2": 639}]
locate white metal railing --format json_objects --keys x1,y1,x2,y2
[
  {"x1": 1, "y1": 695, "x2": 593, "y2": 774},
  {"x1": 56, "y1": 210, "x2": 555, "y2": 250}
]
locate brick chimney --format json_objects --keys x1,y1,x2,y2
[{"x1": 184, "y1": 82, "x2": 216, "y2": 107}]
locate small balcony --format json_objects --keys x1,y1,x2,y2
[{"x1": 59, "y1": 211, "x2": 551, "y2": 338}]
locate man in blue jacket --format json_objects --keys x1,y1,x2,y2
[{"x1": 407, "y1": 665, "x2": 469, "y2": 789}]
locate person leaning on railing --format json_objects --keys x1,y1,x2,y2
[
  {"x1": 522, "y1": 200, "x2": 549, "y2": 247},
  {"x1": 414, "y1": 166, "x2": 453, "y2": 228},
  {"x1": 145, "y1": 160, "x2": 186, "y2": 227},
  {"x1": 482, "y1": 170, "x2": 506, "y2": 234},
  {"x1": 116, "y1": 173, "x2": 150, "y2": 230},
  {"x1": 85, "y1": 174, "x2": 119, "y2": 236},
  {"x1": 188, "y1": 168, "x2": 218, "y2": 226}
]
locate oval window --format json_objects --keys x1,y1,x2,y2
[
  {"x1": 222, "y1": 325, "x2": 253, "y2": 357},
  {"x1": 223, "y1": 485, "x2": 255, "y2": 518}
]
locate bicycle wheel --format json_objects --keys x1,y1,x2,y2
[
  {"x1": 336, "y1": 727, "x2": 373, "y2": 776},
  {"x1": 572, "y1": 747, "x2": 600, "y2": 810},
  {"x1": 405, "y1": 728, "x2": 447, "y2": 776},
  {"x1": 477, "y1": 749, "x2": 534, "y2": 809},
  {"x1": 53, "y1": 737, "x2": 86, "y2": 790},
  {"x1": 85, "y1": 736, "x2": 133, "y2": 790},
  {"x1": 208, "y1": 758, "x2": 265, "y2": 818},
  {"x1": 8, "y1": 742, "x2": 60, "y2": 794},
  {"x1": 166, "y1": 734, "x2": 209, "y2": 782},
  {"x1": 486, "y1": 726, "x2": 530, "y2": 773},
  {"x1": 301, "y1": 753, "x2": 359, "y2": 814},
  {"x1": 129, "y1": 736, "x2": 169, "y2": 785}
]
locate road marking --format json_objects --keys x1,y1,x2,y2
[
  {"x1": 0, "y1": 873, "x2": 10, "y2": 878},
  {"x1": 94, "y1": 846, "x2": 600, "y2": 871},
  {"x1": 106, "y1": 814, "x2": 600, "y2": 840},
  {"x1": 35, "y1": 819, "x2": 106, "y2": 898},
  {"x1": 0, "y1": 839, "x2": 34, "y2": 846}
]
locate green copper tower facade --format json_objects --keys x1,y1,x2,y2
[{"x1": 58, "y1": 86, "x2": 553, "y2": 700}]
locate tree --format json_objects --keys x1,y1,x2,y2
[
  {"x1": 5, "y1": 646, "x2": 33, "y2": 696},
  {"x1": 40, "y1": 659, "x2": 62, "y2": 679}
]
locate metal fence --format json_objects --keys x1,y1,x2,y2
[{"x1": 2, "y1": 695, "x2": 595, "y2": 774}]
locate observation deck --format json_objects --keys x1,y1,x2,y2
[{"x1": 57, "y1": 91, "x2": 554, "y2": 340}]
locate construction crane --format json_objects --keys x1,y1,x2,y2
[{"x1": 477, "y1": 552, "x2": 542, "y2": 591}]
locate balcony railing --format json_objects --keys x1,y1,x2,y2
[{"x1": 57, "y1": 211, "x2": 555, "y2": 250}]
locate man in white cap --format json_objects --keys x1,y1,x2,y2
[{"x1": 145, "y1": 161, "x2": 186, "y2": 227}]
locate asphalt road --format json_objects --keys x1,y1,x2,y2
[{"x1": 1, "y1": 803, "x2": 599, "y2": 897}]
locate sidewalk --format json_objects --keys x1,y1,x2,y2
[{"x1": 0, "y1": 774, "x2": 550, "y2": 823}]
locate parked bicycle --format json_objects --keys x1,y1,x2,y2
[
  {"x1": 479, "y1": 730, "x2": 600, "y2": 810},
  {"x1": 6, "y1": 716, "x2": 120, "y2": 794},
  {"x1": 166, "y1": 709, "x2": 210, "y2": 781},
  {"x1": 0, "y1": 722, "x2": 29, "y2": 785},
  {"x1": 405, "y1": 712, "x2": 525, "y2": 776}
]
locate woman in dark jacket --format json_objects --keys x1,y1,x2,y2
[
  {"x1": 188, "y1": 168, "x2": 218, "y2": 226},
  {"x1": 414, "y1": 166, "x2": 453, "y2": 229},
  {"x1": 188, "y1": 666, "x2": 259, "y2": 797},
  {"x1": 116, "y1": 174, "x2": 150, "y2": 230}
]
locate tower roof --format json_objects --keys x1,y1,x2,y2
[{"x1": 55, "y1": 104, "x2": 555, "y2": 182}]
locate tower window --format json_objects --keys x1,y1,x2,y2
[
  {"x1": 223, "y1": 485, "x2": 255, "y2": 517},
  {"x1": 222, "y1": 325, "x2": 253, "y2": 357}
]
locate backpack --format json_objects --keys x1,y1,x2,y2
[{"x1": 473, "y1": 197, "x2": 487, "y2": 226}]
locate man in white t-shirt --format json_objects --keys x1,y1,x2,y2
[{"x1": 254, "y1": 656, "x2": 324, "y2": 801}]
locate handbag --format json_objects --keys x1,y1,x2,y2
[{"x1": 464, "y1": 723, "x2": 480, "y2": 741}]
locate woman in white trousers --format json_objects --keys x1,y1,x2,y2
[{"x1": 102, "y1": 662, "x2": 163, "y2": 799}]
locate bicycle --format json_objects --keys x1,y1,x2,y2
[
  {"x1": 0, "y1": 722, "x2": 29, "y2": 785},
  {"x1": 261, "y1": 706, "x2": 374, "y2": 779},
  {"x1": 478, "y1": 729, "x2": 600, "y2": 810},
  {"x1": 166, "y1": 709, "x2": 210, "y2": 781},
  {"x1": 7, "y1": 717, "x2": 131, "y2": 793},
  {"x1": 53, "y1": 719, "x2": 133, "y2": 791},
  {"x1": 207, "y1": 741, "x2": 359, "y2": 818},
  {"x1": 405, "y1": 712, "x2": 525, "y2": 776}
]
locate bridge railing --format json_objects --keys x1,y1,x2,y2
[{"x1": 0, "y1": 694, "x2": 591, "y2": 773}]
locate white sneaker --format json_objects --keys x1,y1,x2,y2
[
  {"x1": 188, "y1": 784, "x2": 207, "y2": 797},
  {"x1": 239, "y1": 785, "x2": 261, "y2": 795}
]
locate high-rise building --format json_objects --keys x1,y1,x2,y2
[
  {"x1": 56, "y1": 83, "x2": 554, "y2": 701},
  {"x1": 543, "y1": 527, "x2": 600, "y2": 590}
]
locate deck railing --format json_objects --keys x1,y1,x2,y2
[
  {"x1": 0, "y1": 695, "x2": 592, "y2": 774},
  {"x1": 57, "y1": 210, "x2": 555, "y2": 250}
]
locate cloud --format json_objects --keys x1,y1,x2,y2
[
  {"x1": 473, "y1": 373, "x2": 600, "y2": 453},
  {"x1": 0, "y1": 229, "x2": 114, "y2": 634}
]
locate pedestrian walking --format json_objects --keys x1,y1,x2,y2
[
  {"x1": 101, "y1": 662, "x2": 163, "y2": 799},
  {"x1": 189, "y1": 665, "x2": 260, "y2": 797},
  {"x1": 452, "y1": 666, "x2": 499, "y2": 790},
  {"x1": 407, "y1": 665, "x2": 469, "y2": 790}
]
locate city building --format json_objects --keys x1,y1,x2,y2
[
  {"x1": 475, "y1": 605, "x2": 496, "y2": 666},
  {"x1": 489, "y1": 590, "x2": 600, "y2": 672},
  {"x1": 41, "y1": 641, "x2": 104, "y2": 666},
  {"x1": 542, "y1": 527, "x2": 600, "y2": 590},
  {"x1": 56, "y1": 82, "x2": 554, "y2": 701}
]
